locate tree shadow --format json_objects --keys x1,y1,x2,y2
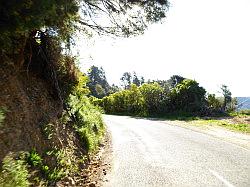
[{"x1": 130, "y1": 114, "x2": 234, "y2": 122}]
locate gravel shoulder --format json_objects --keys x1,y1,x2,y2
[
  {"x1": 82, "y1": 128, "x2": 113, "y2": 187},
  {"x1": 159, "y1": 119, "x2": 250, "y2": 150},
  {"x1": 58, "y1": 127, "x2": 113, "y2": 187}
]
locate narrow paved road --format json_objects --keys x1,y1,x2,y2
[{"x1": 103, "y1": 115, "x2": 250, "y2": 187}]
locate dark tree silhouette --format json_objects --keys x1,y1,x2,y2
[
  {"x1": 221, "y1": 85, "x2": 232, "y2": 111},
  {"x1": 87, "y1": 66, "x2": 110, "y2": 98}
]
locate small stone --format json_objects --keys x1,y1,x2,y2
[
  {"x1": 89, "y1": 183, "x2": 96, "y2": 187},
  {"x1": 82, "y1": 175, "x2": 88, "y2": 178},
  {"x1": 65, "y1": 177, "x2": 75, "y2": 186}
]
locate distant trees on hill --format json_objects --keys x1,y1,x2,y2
[
  {"x1": 120, "y1": 72, "x2": 145, "y2": 89},
  {"x1": 88, "y1": 67, "x2": 236, "y2": 116}
]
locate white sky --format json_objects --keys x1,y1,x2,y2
[{"x1": 77, "y1": 0, "x2": 250, "y2": 97}]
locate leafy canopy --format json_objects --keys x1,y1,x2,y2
[{"x1": 0, "y1": 0, "x2": 169, "y2": 54}]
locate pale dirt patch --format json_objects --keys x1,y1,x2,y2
[
  {"x1": 227, "y1": 116, "x2": 250, "y2": 125},
  {"x1": 160, "y1": 119, "x2": 250, "y2": 150}
]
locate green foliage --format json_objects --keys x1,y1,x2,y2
[
  {"x1": 99, "y1": 78, "x2": 209, "y2": 117},
  {"x1": 132, "y1": 72, "x2": 141, "y2": 86},
  {"x1": 120, "y1": 72, "x2": 144, "y2": 89},
  {"x1": 120, "y1": 72, "x2": 132, "y2": 89},
  {"x1": 168, "y1": 75, "x2": 185, "y2": 89},
  {"x1": 1, "y1": 0, "x2": 169, "y2": 66},
  {"x1": 169, "y1": 79, "x2": 206, "y2": 113},
  {"x1": 66, "y1": 74, "x2": 105, "y2": 152},
  {"x1": 109, "y1": 84, "x2": 120, "y2": 95},
  {"x1": 45, "y1": 168, "x2": 64, "y2": 182},
  {"x1": 221, "y1": 85, "x2": 232, "y2": 111},
  {"x1": 207, "y1": 94, "x2": 223, "y2": 112},
  {"x1": 0, "y1": 154, "x2": 30, "y2": 187},
  {"x1": 87, "y1": 66, "x2": 110, "y2": 98},
  {"x1": 227, "y1": 123, "x2": 249, "y2": 133},
  {"x1": 39, "y1": 164, "x2": 64, "y2": 182},
  {"x1": 25, "y1": 148, "x2": 78, "y2": 184},
  {"x1": 56, "y1": 55, "x2": 83, "y2": 99},
  {"x1": 68, "y1": 94, "x2": 104, "y2": 152},
  {"x1": 126, "y1": 84, "x2": 146, "y2": 115},
  {"x1": 101, "y1": 84, "x2": 146, "y2": 116},
  {"x1": 0, "y1": 0, "x2": 79, "y2": 55},
  {"x1": 26, "y1": 150, "x2": 42, "y2": 167},
  {"x1": 139, "y1": 83, "x2": 167, "y2": 115}
]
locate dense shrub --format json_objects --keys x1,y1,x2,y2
[
  {"x1": 98, "y1": 80, "x2": 210, "y2": 117},
  {"x1": 207, "y1": 94, "x2": 223, "y2": 112},
  {"x1": 66, "y1": 74, "x2": 104, "y2": 152},
  {"x1": 101, "y1": 84, "x2": 146, "y2": 116},
  {"x1": 68, "y1": 94, "x2": 104, "y2": 152},
  {"x1": 139, "y1": 83, "x2": 168, "y2": 115},
  {"x1": 169, "y1": 79, "x2": 207, "y2": 113}
]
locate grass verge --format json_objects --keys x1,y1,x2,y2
[{"x1": 188, "y1": 119, "x2": 250, "y2": 133}]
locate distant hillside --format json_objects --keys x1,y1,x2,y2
[{"x1": 237, "y1": 97, "x2": 250, "y2": 110}]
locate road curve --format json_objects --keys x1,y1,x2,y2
[{"x1": 103, "y1": 115, "x2": 250, "y2": 187}]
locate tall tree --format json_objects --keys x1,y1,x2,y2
[
  {"x1": 1, "y1": 0, "x2": 169, "y2": 68},
  {"x1": 132, "y1": 72, "x2": 141, "y2": 86},
  {"x1": 220, "y1": 85, "x2": 232, "y2": 111},
  {"x1": 155, "y1": 80, "x2": 171, "y2": 93},
  {"x1": 109, "y1": 84, "x2": 120, "y2": 94},
  {"x1": 141, "y1": 76, "x2": 145, "y2": 85},
  {"x1": 120, "y1": 72, "x2": 132, "y2": 89},
  {"x1": 87, "y1": 66, "x2": 110, "y2": 98},
  {"x1": 168, "y1": 75, "x2": 185, "y2": 89}
]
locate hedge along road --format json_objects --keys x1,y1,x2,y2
[{"x1": 103, "y1": 115, "x2": 250, "y2": 187}]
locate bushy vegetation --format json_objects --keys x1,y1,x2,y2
[
  {"x1": 168, "y1": 79, "x2": 207, "y2": 113},
  {"x1": 97, "y1": 77, "x2": 237, "y2": 117},
  {"x1": 0, "y1": 41, "x2": 104, "y2": 185},
  {"x1": 0, "y1": 149, "x2": 79, "y2": 186},
  {"x1": 67, "y1": 91, "x2": 105, "y2": 152},
  {"x1": 87, "y1": 66, "x2": 111, "y2": 99},
  {"x1": 0, "y1": 73, "x2": 105, "y2": 185},
  {"x1": 0, "y1": 0, "x2": 169, "y2": 70},
  {"x1": 25, "y1": 149, "x2": 74, "y2": 185}
]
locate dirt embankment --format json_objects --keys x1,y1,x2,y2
[
  {"x1": 0, "y1": 60, "x2": 112, "y2": 186},
  {"x1": 0, "y1": 63, "x2": 84, "y2": 180},
  {"x1": 0, "y1": 64, "x2": 62, "y2": 160}
]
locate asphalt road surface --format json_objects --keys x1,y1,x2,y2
[{"x1": 103, "y1": 115, "x2": 250, "y2": 187}]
